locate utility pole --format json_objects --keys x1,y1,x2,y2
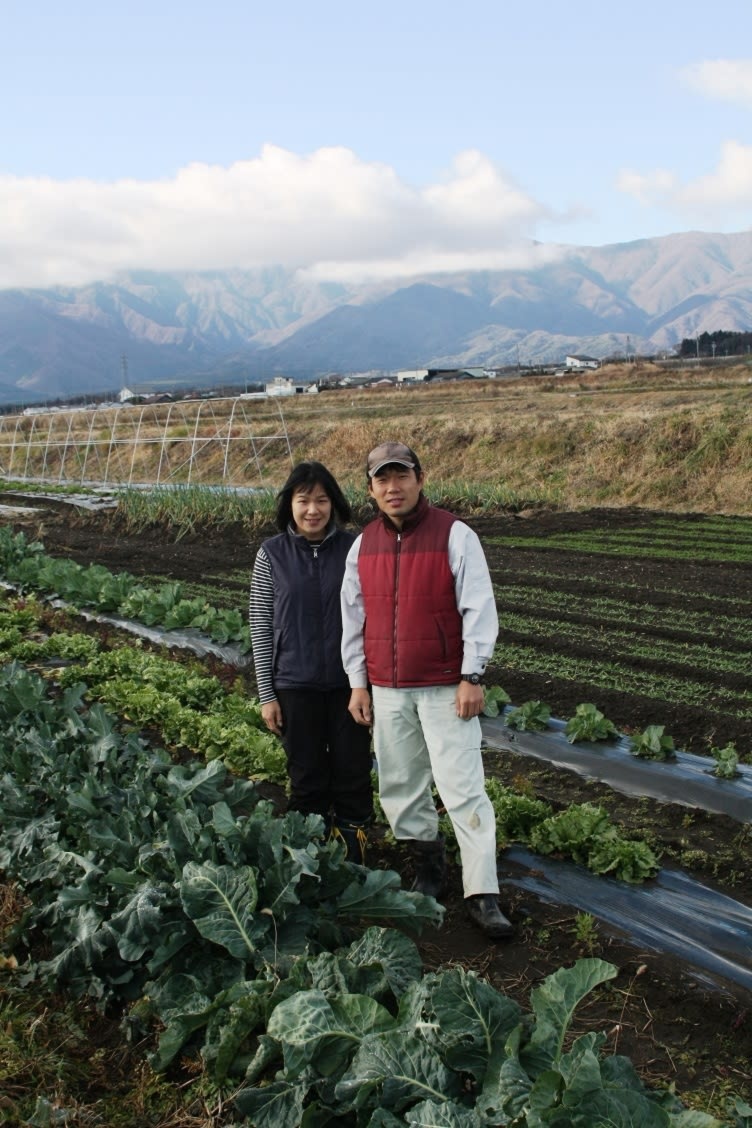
[{"x1": 121, "y1": 354, "x2": 128, "y2": 391}]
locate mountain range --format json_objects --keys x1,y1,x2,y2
[{"x1": 1, "y1": 229, "x2": 751, "y2": 404}]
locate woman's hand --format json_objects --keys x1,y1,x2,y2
[
  {"x1": 261, "y1": 699, "x2": 284, "y2": 736},
  {"x1": 348, "y1": 688, "x2": 373, "y2": 726}
]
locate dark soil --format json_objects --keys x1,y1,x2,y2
[{"x1": 3, "y1": 496, "x2": 752, "y2": 1115}]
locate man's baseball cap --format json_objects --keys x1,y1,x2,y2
[{"x1": 367, "y1": 441, "x2": 417, "y2": 478}]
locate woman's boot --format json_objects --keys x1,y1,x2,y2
[
  {"x1": 330, "y1": 819, "x2": 369, "y2": 865},
  {"x1": 409, "y1": 835, "x2": 446, "y2": 899}
]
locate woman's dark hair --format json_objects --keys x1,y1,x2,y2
[{"x1": 275, "y1": 461, "x2": 352, "y2": 532}]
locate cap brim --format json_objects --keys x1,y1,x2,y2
[{"x1": 368, "y1": 459, "x2": 415, "y2": 477}]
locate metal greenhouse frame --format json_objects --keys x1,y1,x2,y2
[{"x1": 0, "y1": 396, "x2": 293, "y2": 487}]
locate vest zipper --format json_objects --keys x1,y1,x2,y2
[{"x1": 393, "y1": 532, "x2": 401, "y2": 687}]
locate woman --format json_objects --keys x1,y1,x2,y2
[{"x1": 249, "y1": 461, "x2": 373, "y2": 862}]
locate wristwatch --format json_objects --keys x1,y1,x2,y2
[{"x1": 461, "y1": 673, "x2": 484, "y2": 685}]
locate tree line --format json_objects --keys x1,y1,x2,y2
[{"x1": 677, "y1": 330, "x2": 752, "y2": 357}]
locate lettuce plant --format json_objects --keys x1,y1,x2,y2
[
  {"x1": 712, "y1": 741, "x2": 740, "y2": 779},
  {"x1": 629, "y1": 724, "x2": 676, "y2": 761},
  {"x1": 481, "y1": 684, "x2": 511, "y2": 717},
  {"x1": 565, "y1": 703, "x2": 620, "y2": 743},
  {"x1": 505, "y1": 699, "x2": 552, "y2": 732}
]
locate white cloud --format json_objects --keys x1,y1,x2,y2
[
  {"x1": 615, "y1": 59, "x2": 752, "y2": 226},
  {"x1": 0, "y1": 146, "x2": 556, "y2": 289},
  {"x1": 677, "y1": 140, "x2": 752, "y2": 208},
  {"x1": 615, "y1": 168, "x2": 678, "y2": 207},
  {"x1": 618, "y1": 141, "x2": 752, "y2": 218},
  {"x1": 301, "y1": 243, "x2": 566, "y2": 284},
  {"x1": 681, "y1": 59, "x2": 752, "y2": 106}
]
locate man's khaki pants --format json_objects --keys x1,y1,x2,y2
[{"x1": 371, "y1": 684, "x2": 500, "y2": 898}]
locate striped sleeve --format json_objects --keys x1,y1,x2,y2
[{"x1": 249, "y1": 545, "x2": 276, "y2": 703}]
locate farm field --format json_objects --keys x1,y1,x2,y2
[{"x1": 1, "y1": 491, "x2": 751, "y2": 1124}]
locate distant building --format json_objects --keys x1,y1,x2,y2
[
  {"x1": 396, "y1": 369, "x2": 430, "y2": 383},
  {"x1": 397, "y1": 367, "x2": 490, "y2": 384},
  {"x1": 264, "y1": 376, "x2": 313, "y2": 396},
  {"x1": 265, "y1": 377, "x2": 297, "y2": 396},
  {"x1": 565, "y1": 354, "x2": 600, "y2": 370}
]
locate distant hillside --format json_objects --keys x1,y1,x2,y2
[{"x1": 1, "y1": 230, "x2": 751, "y2": 403}]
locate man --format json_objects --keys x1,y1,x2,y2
[{"x1": 341, "y1": 441, "x2": 513, "y2": 940}]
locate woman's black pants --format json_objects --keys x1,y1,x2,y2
[{"x1": 275, "y1": 686, "x2": 373, "y2": 825}]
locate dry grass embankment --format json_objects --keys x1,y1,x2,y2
[
  {"x1": 2, "y1": 363, "x2": 751, "y2": 514},
  {"x1": 285, "y1": 365, "x2": 752, "y2": 515}
]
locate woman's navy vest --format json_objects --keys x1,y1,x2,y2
[{"x1": 263, "y1": 526, "x2": 354, "y2": 692}]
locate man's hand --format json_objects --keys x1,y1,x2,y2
[
  {"x1": 456, "y1": 681, "x2": 484, "y2": 720},
  {"x1": 261, "y1": 699, "x2": 284, "y2": 736},
  {"x1": 348, "y1": 687, "x2": 373, "y2": 726}
]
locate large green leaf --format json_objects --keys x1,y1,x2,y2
[
  {"x1": 344, "y1": 926, "x2": 423, "y2": 1002},
  {"x1": 234, "y1": 1080, "x2": 307, "y2": 1128},
  {"x1": 336, "y1": 1030, "x2": 462, "y2": 1113},
  {"x1": 166, "y1": 758, "x2": 229, "y2": 803},
  {"x1": 558, "y1": 1031, "x2": 607, "y2": 1103},
  {"x1": 268, "y1": 989, "x2": 395, "y2": 1079},
  {"x1": 179, "y1": 860, "x2": 264, "y2": 958},
  {"x1": 407, "y1": 1100, "x2": 485, "y2": 1126},
  {"x1": 202, "y1": 978, "x2": 273, "y2": 1081},
  {"x1": 106, "y1": 883, "x2": 177, "y2": 961},
  {"x1": 548, "y1": 1085, "x2": 675, "y2": 1126},
  {"x1": 336, "y1": 870, "x2": 445, "y2": 930},
  {"x1": 429, "y1": 966, "x2": 522, "y2": 1082},
  {"x1": 526, "y1": 958, "x2": 617, "y2": 1068}
]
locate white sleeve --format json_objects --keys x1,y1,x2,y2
[
  {"x1": 448, "y1": 522, "x2": 499, "y2": 674},
  {"x1": 340, "y1": 534, "x2": 369, "y2": 688}
]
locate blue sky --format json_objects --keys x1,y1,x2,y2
[{"x1": 3, "y1": 0, "x2": 752, "y2": 288}]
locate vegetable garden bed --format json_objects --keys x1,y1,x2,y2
[{"x1": 1, "y1": 495, "x2": 751, "y2": 1125}]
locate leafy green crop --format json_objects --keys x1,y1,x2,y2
[
  {"x1": 530, "y1": 803, "x2": 660, "y2": 882},
  {"x1": 712, "y1": 742, "x2": 740, "y2": 779},
  {"x1": 50, "y1": 642, "x2": 285, "y2": 781},
  {"x1": 481, "y1": 684, "x2": 511, "y2": 717},
  {"x1": 629, "y1": 724, "x2": 676, "y2": 761},
  {"x1": 485, "y1": 777, "x2": 553, "y2": 844},
  {"x1": 234, "y1": 955, "x2": 719, "y2": 1126},
  {"x1": 0, "y1": 526, "x2": 251, "y2": 653},
  {"x1": 0, "y1": 660, "x2": 443, "y2": 1077},
  {"x1": 505, "y1": 699, "x2": 552, "y2": 731},
  {"x1": 565, "y1": 703, "x2": 621, "y2": 743}
]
